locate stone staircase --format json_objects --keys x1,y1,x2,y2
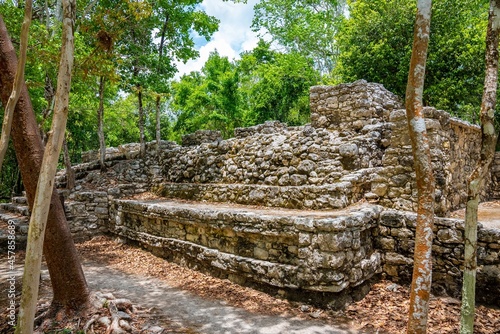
[{"x1": 0, "y1": 196, "x2": 30, "y2": 251}]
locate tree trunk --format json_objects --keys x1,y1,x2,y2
[
  {"x1": 138, "y1": 86, "x2": 146, "y2": 157},
  {"x1": 155, "y1": 94, "x2": 161, "y2": 155},
  {"x1": 0, "y1": 11, "x2": 89, "y2": 323},
  {"x1": 16, "y1": 0, "x2": 80, "y2": 331},
  {"x1": 405, "y1": 1, "x2": 435, "y2": 333},
  {"x1": 0, "y1": 0, "x2": 32, "y2": 173},
  {"x1": 63, "y1": 136, "x2": 75, "y2": 190},
  {"x1": 460, "y1": 1, "x2": 500, "y2": 333},
  {"x1": 97, "y1": 76, "x2": 106, "y2": 171}
]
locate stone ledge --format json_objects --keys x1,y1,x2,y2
[{"x1": 152, "y1": 182, "x2": 367, "y2": 210}]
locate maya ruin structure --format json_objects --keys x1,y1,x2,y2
[{"x1": 1, "y1": 80, "x2": 499, "y2": 309}]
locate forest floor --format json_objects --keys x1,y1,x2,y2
[{"x1": 2, "y1": 235, "x2": 499, "y2": 333}]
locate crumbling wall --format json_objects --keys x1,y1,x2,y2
[
  {"x1": 378, "y1": 108, "x2": 483, "y2": 216},
  {"x1": 377, "y1": 210, "x2": 500, "y2": 305}
]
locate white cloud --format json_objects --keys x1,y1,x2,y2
[{"x1": 174, "y1": 0, "x2": 262, "y2": 79}]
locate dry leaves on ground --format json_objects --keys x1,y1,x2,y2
[{"x1": 77, "y1": 236, "x2": 500, "y2": 334}]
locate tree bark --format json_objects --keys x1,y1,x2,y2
[
  {"x1": 405, "y1": 1, "x2": 435, "y2": 333},
  {"x1": 0, "y1": 11, "x2": 88, "y2": 322},
  {"x1": 97, "y1": 75, "x2": 107, "y2": 171},
  {"x1": 138, "y1": 86, "x2": 146, "y2": 158},
  {"x1": 16, "y1": 0, "x2": 80, "y2": 331},
  {"x1": 0, "y1": 0, "x2": 32, "y2": 173},
  {"x1": 460, "y1": 1, "x2": 500, "y2": 333},
  {"x1": 63, "y1": 136, "x2": 75, "y2": 190},
  {"x1": 155, "y1": 94, "x2": 161, "y2": 155}
]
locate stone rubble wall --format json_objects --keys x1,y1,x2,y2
[
  {"x1": 376, "y1": 210, "x2": 500, "y2": 305},
  {"x1": 181, "y1": 130, "x2": 223, "y2": 147},
  {"x1": 153, "y1": 123, "x2": 386, "y2": 210},
  {"x1": 489, "y1": 151, "x2": 500, "y2": 199},
  {"x1": 378, "y1": 108, "x2": 484, "y2": 216},
  {"x1": 310, "y1": 80, "x2": 402, "y2": 130}
]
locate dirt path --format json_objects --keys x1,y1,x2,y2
[
  {"x1": 1, "y1": 255, "x2": 358, "y2": 333},
  {"x1": 77, "y1": 262, "x2": 357, "y2": 334}
]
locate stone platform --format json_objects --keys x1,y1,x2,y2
[{"x1": 108, "y1": 198, "x2": 382, "y2": 308}]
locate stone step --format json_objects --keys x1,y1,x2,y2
[
  {"x1": 0, "y1": 202, "x2": 30, "y2": 216},
  {"x1": 153, "y1": 181, "x2": 362, "y2": 210},
  {"x1": 12, "y1": 196, "x2": 27, "y2": 205},
  {"x1": 109, "y1": 198, "x2": 382, "y2": 304},
  {"x1": 154, "y1": 167, "x2": 379, "y2": 210},
  {"x1": 0, "y1": 210, "x2": 29, "y2": 251}
]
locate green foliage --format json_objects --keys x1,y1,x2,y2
[
  {"x1": 171, "y1": 51, "x2": 241, "y2": 139},
  {"x1": 252, "y1": 0, "x2": 346, "y2": 74},
  {"x1": 171, "y1": 43, "x2": 320, "y2": 139},
  {"x1": 334, "y1": 0, "x2": 488, "y2": 121},
  {"x1": 239, "y1": 41, "x2": 319, "y2": 126}
]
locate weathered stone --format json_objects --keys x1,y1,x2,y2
[
  {"x1": 297, "y1": 160, "x2": 316, "y2": 174},
  {"x1": 437, "y1": 228, "x2": 463, "y2": 243}
]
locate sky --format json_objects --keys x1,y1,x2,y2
[{"x1": 174, "y1": 0, "x2": 263, "y2": 78}]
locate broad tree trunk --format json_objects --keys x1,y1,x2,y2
[
  {"x1": 155, "y1": 94, "x2": 161, "y2": 155},
  {"x1": 63, "y1": 136, "x2": 75, "y2": 190},
  {"x1": 97, "y1": 76, "x2": 106, "y2": 171},
  {"x1": 460, "y1": 1, "x2": 500, "y2": 333},
  {"x1": 405, "y1": 1, "x2": 435, "y2": 333},
  {"x1": 0, "y1": 0, "x2": 32, "y2": 173},
  {"x1": 0, "y1": 11, "x2": 89, "y2": 321},
  {"x1": 138, "y1": 87, "x2": 146, "y2": 157}
]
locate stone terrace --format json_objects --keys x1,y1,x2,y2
[{"x1": 1, "y1": 80, "x2": 499, "y2": 308}]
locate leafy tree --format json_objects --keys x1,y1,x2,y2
[
  {"x1": 171, "y1": 43, "x2": 319, "y2": 139},
  {"x1": 0, "y1": 0, "x2": 31, "y2": 173},
  {"x1": 172, "y1": 51, "x2": 241, "y2": 139},
  {"x1": 0, "y1": 10, "x2": 89, "y2": 329},
  {"x1": 335, "y1": 0, "x2": 488, "y2": 122},
  {"x1": 252, "y1": 0, "x2": 346, "y2": 74},
  {"x1": 238, "y1": 40, "x2": 319, "y2": 126}
]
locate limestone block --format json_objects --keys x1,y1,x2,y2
[
  {"x1": 297, "y1": 160, "x2": 316, "y2": 174},
  {"x1": 385, "y1": 252, "x2": 413, "y2": 265},
  {"x1": 339, "y1": 143, "x2": 359, "y2": 157},
  {"x1": 315, "y1": 231, "x2": 353, "y2": 252},
  {"x1": 437, "y1": 228, "x2": 463, "y2": 244}
]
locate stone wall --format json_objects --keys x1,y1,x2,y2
[
  {"x1": 377, "y1": 210, "x2": 500, "y2": 305},
  {"x1": 152, "y1": 122, "x2": 386, "y2": 210},
  {"x1": 489, "y1": 152, "x2": 500, "y2": 199},
  {"x1": 310, "y1": 80, "x2": 402, "y2": 130},
  {"x1": 378, "y1": 108, "x2": 483, "y2": 215}
]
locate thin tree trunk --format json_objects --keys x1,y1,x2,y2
[
  {"x1": 155, "y1": 94, "x2": 161, "y2": 155},
  {"x1": 63, "y1": 135, "x2": 75, "y2": 190},
  {"x1": 16, "y1": 1, "x2": 78, "y2": 332},
  {"x1": 0, "y1": 10, "x2": 88, "y2": 331},
  {"x1": 0, "y1": 15, "x2": 88, "y2": 310},
  {"x1": 138, "y1": 86, "x2": 146, "y2": 157},
  {"x1": 97, "y1": 76, "x2": 107, "y2": 171},
  {"x1": 460, "y1": 1, "x2": 500, "y2": 333},
  {"x1": 405, "y1": 1, "x2": 434, "y2": 333},
  {"x1": 0, "y1": 0, "x2": 32, "y2": 173}
]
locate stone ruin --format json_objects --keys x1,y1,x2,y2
[{"x1": 1, "y1": 80, "x2": 499, "y2": 309}]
